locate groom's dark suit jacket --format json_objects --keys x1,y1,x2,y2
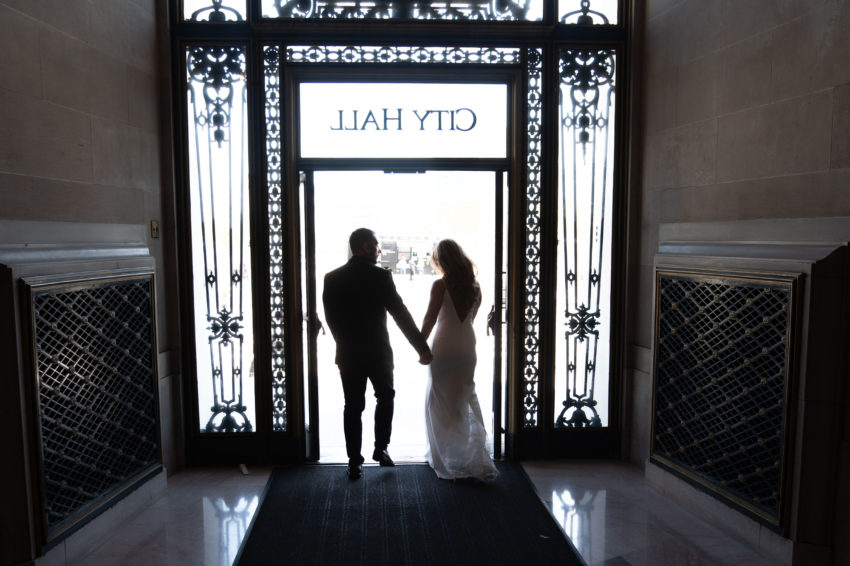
[{"x1": 323, "y1": 255, "x2": 429, "y2": 370}]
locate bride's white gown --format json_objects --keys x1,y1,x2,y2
[{"x1": 425, "y1": 290, "x2": 498, "y2": 480}]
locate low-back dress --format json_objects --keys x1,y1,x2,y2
[{"x1": 425, "y1": 289, "x2": 498, "y2": 480}]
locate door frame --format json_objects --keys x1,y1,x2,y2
[
  {"x1": 282, "y1": 66, "x2": 523, "y2": 463},
  {"x1": 297, "y1": 167, "x2": 509, "y2": 462},
  {"x1": 174, "y1": 36, "x2": 628, "y2": 466}
]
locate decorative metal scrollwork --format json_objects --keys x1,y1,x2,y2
[
  {"x1": 559, "y1": 49, "x2": 615, "y2": 154},
  {"x1": 264, "y1": 45, "x2": 288, "y2": 431},
  {"x1": 267, "y1": 0, "x2": 534, "y2": 19},
  {"x1": 187, "y1": 45, "x2": 254, "y2": 433},
  {"x1": 188, "y1": 46, "x2": 245, "y2": 146},
  {"x1": 413, "y1": 0, "x2": 531, "y2": 20},
  {"x1": 189, "y1": 0, "x2": 246, "y2": 22},
  {"x1": 286, "y1": 45, "x2": 520, "y2": 65},
  {"x1": 522, "y1": 47, "x2": 543, "y2": 429},
  {"x1": 652, "y1": 273, "x2": 795, "y2": 524},
  {"x1": 555, "y1": 48, "x2": 615, "y2": 429},
  {"x1": 560, "y1": 0, "x2": 609, "y2": 24},
  {"x1": 273, "y1": 0, "x2": 394, "y2": 18}
]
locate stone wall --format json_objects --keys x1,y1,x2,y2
[
  {"x1": 0, "y1": 3, "x2": 179, "y2": 562},
  {"x1": 0, "y1": 0, "x2": 180, "y2": 473},
  {"x1": 631, "y1": 1, "x2": 850, "y2": 564}
]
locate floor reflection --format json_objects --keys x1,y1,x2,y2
[
  {"x1": 68, "y1": 462, "x2": 774, "y2": 566},
  {"x1": 205, "y1": 495, "x2": 259, "y2": 566},
  {"x1": 552, "y1": 487, "x2": 603, "y2": 564}
]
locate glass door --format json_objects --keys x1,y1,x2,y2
[{"x1": 300, "y1": 170, "x2": 506, "y2": 463}]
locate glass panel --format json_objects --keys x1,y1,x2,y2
[
  {"x1": 183, "y1": 0, "x2": 246, "y2": 21},
  {"x1": 521, "y1": 47, "x2": 543, "y2": 429},
  {"x1": 299, "y1": 82, "x2": 508, "y2": 159},
  {"x1": 186, "y1": 45, "x2": 255, "y2": 432},
  {"x1": 262, "y1": 0, "x2": 542, "y2": 20},
  {"x1": 558, "y1": 0, "x2": 618, "y2": 25},
  {"x1": 264, "y1": 46, "x2": 287, "y2": 431},
  {"x1": 554, "y1": 48, "x2": 616, "y2": 428}
]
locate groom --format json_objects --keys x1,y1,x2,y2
[{"x1": 323, "y1": 228, "x2": 433, "y2": 479}]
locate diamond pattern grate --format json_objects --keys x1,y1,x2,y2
[
  {"x1": 651, "y1": 271, "x2": 796, "y2": 525},
  {"x1": 30, "y1": 276, "x2": 160, "y2": 535}
]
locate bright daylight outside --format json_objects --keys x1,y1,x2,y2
[{"x1": 311, "y1": 170, "x2": 503, "y2": 463}]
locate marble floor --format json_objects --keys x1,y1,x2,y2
[{"x1": 68, "y1": 460, "x2": 772, "y2": 566}]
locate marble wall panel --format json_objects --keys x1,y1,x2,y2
[
  {"x1": 0, "y1": 0, "x2": 92, "y2": 43},
  {"x1": 832, "y1": 82, "x2": 850, "y2": 169},
  {"x1": 92, "y1": 117, "x2": 134, "y2": 188},
  {"x1": 129, "y1": 0, "x2": 157, "y2": 11},
  {"x1": 771, "y1": 2, "x2": 850, "y2": 100},
  {"x1": 718, "y1": 32, "x2": 774, "y2": 115},
  {"x1": 158, "y1": 371, "x2": 184, "y2": 475},
  {"x1": 130, "y1": 129, "x2": 162, "y2": 191},
  {"x1": 129, "y1": 67, "x2": 160, "y2": 133},
  {"x1": 0, "y1": 90, "x2": 93, "y2": 182},
  {"x1": 39, "y1": 26, "x2": 129, "y2": 123},
  {"x1": 666, "y1": 0, "x2": 723, "y2": 65},
  {"x1": 628, "y1": 366, "x2": 652, "y2": 464},
  {"x1": 716, "y1": 91, "x2": 832, "y2": 182},
  {"x1": 633, "y1": 265, "x2": 655, "y2": 349},
  {"x1": 644, "y1": 6, "x2": 681, "y2": 76},
  {"x1": 642, "y1": 68, "x2": 677, "y2": 134},
  {"x1": 658, "y1": 170, "x2": 850, "y2": 223},
  {"x1": 720, "y1": 0, "x2": 833, "y2": 47},
  {"x1": 89, "y1": 0, "x2": 158, "y2": 75},
  {"x1": 0, "y1": 173, "x2": 145, "y2": 224},
  {"x1": 675, "y1": 52, "x2": 719, "y2": 125},
  {"x1": 644, "y1": 119, "x2": 717, "y2": 190},
  {"x1": 646, "y1": 0, "x2": 683, "y2": 21},
  {"x1": 0, "y1": 5, "x2": 42, "y2": 97}
]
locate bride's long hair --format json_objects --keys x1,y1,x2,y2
[{"x1": 431, "y1": 239, "x2": 478, "y2": 303}]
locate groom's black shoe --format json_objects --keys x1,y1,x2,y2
[
  {"x1": 372, "y1": 449, "x2": 395, "y2": 467},
  {"x1": 347, "y1": 461, "x2": 363, "y2": 480}
]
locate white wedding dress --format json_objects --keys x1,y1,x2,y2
[{"x1": 425, "y1": 290, "x2": 498, "y2": 481}]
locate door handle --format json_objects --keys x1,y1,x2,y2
[
  {"x1": 486, "y1": 304, "x2": 496, "y2": 336},
  {"x1": 304, "y1": 313, "x2": 326, "y2": 337}
]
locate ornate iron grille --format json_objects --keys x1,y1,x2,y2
[
  {"x1": 187, "y1": 45, "x2": 255, "y2": 433},
  {"x1": 265, "y1": 46, "x2": 288, "y2": 432},
  {"x1": 186, "y1": 0, "x2": 246, "y2": 21},
  {"x1": 559, "y1": 0, "x2": 615, "y2": 24},
  {"x1": 554, "y1": 48, "x2": 615, "y2": 429},
  {"x1": 29, "y1": 276, "x2": 160, "y2": 536},
  {"x1": 264, "y1": 0, "x2": 539, "y2": 20},
  {"x1": 651, "y1": 271, "x2": 796, "y2": 525},
  {"x1": 521, "y1": 47, "x2": 543, "y2": 428},
  {"x1": 269, "y1": 43, "x2": 526, "y2": 432},
  {"x1": 285, "y1": 45, "x2": 521, "y2": 64}
]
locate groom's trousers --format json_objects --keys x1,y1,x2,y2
[{"x1": 339, "y1": 364, "x2": 395, "y2": 463}]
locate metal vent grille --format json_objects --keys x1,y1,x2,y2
[
  {"x1": 29, "y1": 275, "x2": 160, "y2": 536},
  {"x1": 651, "y1": 270, "x2": 797, "y2": 526}
]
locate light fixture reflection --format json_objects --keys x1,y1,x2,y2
[
  {"x1": 551, "y1": 487, "x2": 601, "y2": 562},
  {"x1": 204, "y1": 494, "x2": 259, "y2": 566}
]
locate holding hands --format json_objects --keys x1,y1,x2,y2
[{"x1": 419, "y1": 348, "x2": 433, "y2": 365}]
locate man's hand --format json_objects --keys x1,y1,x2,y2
[{"x1": 419, "y1": 350, "x2": 433, "y2": 365}]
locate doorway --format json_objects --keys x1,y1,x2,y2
[{"x1": 301, "y1": 170, "x2": 506, "y2": 463}]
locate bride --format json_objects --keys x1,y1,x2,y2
[{"x1": 420, "y1": 239, "x2": 498, "y2": 481}]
